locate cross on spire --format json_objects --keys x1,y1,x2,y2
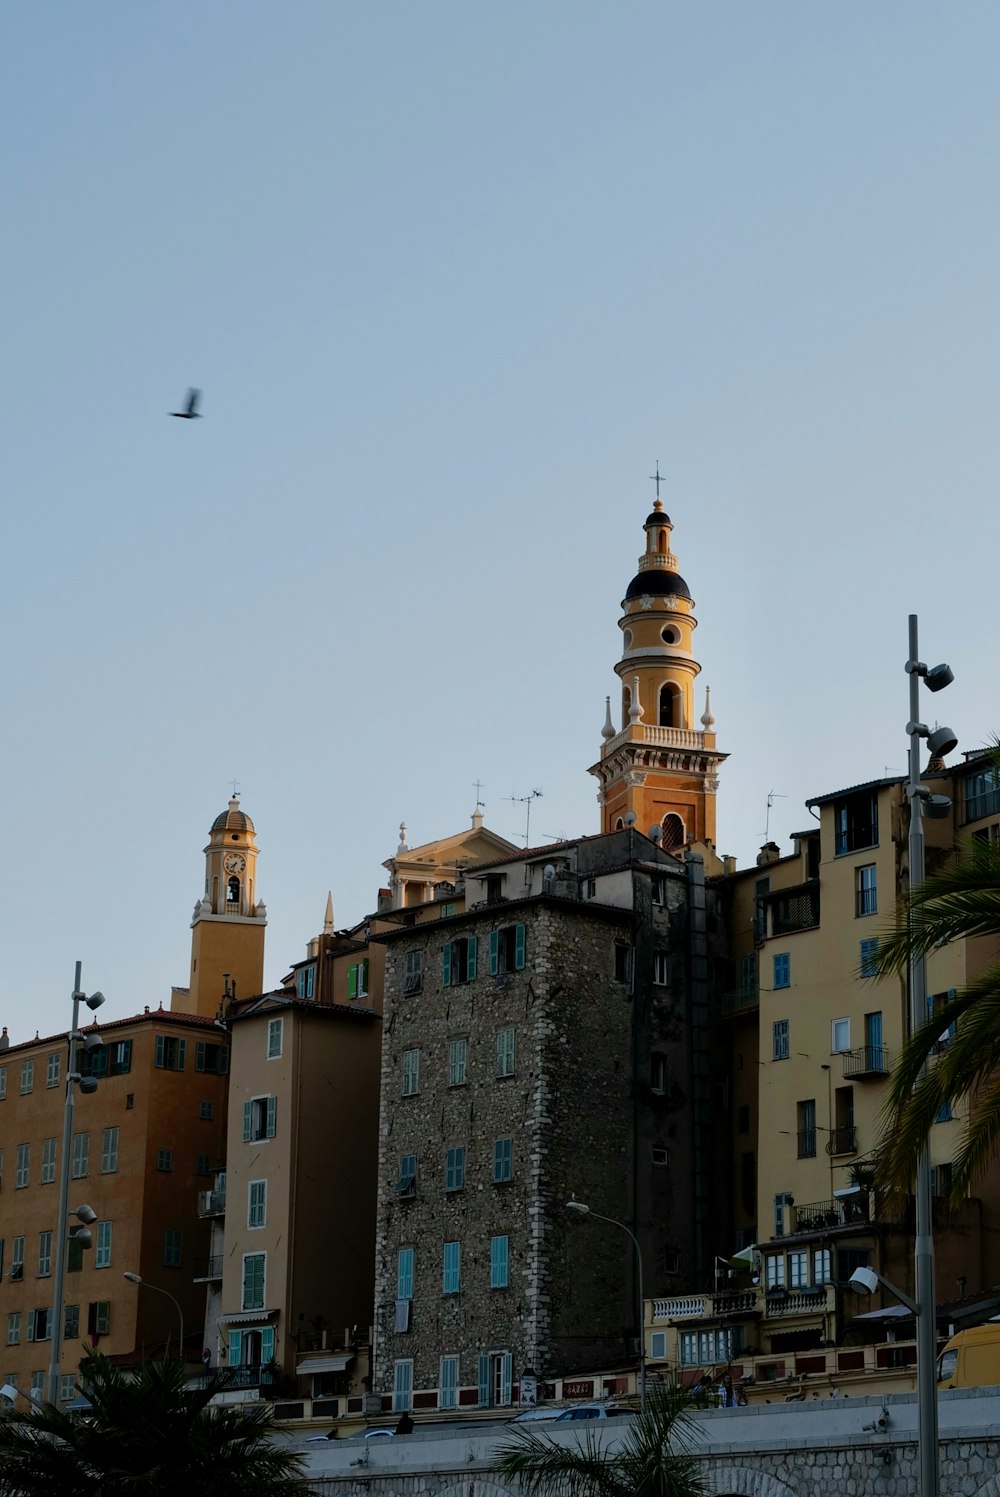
[
  {"x1": 649, "y1": 462, "x2": 664, "y2": 499},
  {"x1": 473, "y1": 778, "x2": 486, "y2": 808},
  {"x1": 230, "y1": 777, "x2": 241, "y2": 799}
]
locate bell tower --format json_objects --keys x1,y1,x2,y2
[
  {"x1": 588, "y1": 492, "x2": 727, "y2": 851},
  {"x1": 182, "y1": 795, "x2": 267, "y2": 1018}
]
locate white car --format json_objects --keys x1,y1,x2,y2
[{"x1": 554, "y1": 1403, "x2": 632, "y2": 1421}]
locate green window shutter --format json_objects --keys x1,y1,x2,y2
[
  {"x1": 176, "y1": 1039, "x2": 187, "y2": 1071},
  {"x1": 467, "y1": 936, "x2": 478, "y2": 981},
  {"x1": 478, "y1": 1353, "x2": 490, "y2": 1406},
  {"x1": 242, "y1": 1101, "x2": 252, "y2": 1142},
  {"x1": 261, "y1": 1325, "x2": 275, "y2": 1363},
  {"x1": 26, "y1": 1314, "x2": 34, "y2": 1343},
  {"x1": 348, "y1": 964, "x2": 357, "y2": 999},
  {"x1": 195, "y1": 1042, "x2": 206, "y2": 1072},
  {"x1": 228, "y1": 1329, "x2": 243, "y2": 1367},
  {"x1": 489, "y1": 931, "x2": 499, "y2": 975},
  {"x1": 501, "y1": 1351, "x2": 512, "y2": 1405},
  {"x1": 155, "y1": 1035, "x2": 165, "y2": 1069},
  {"x1": 514, "y1": 925, "x2": 526, "y2": 970},
  {"x1": 266, "y1": 1095, "x2": 277, "y2": 1139},
  {"x1": 442, "y1": 943, "x2": 452, "y2": 987}
]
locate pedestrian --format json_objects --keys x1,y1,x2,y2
[{"x1": 396, "y1": 1411, "x2": 415, "y2": 1435}]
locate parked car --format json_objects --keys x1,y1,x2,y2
[
  {"x1": 554, "y1": 1403, "x2": 633, "y2": 1421},
  {"x1": 510, "y1": 1406, "x2": 561, "y2": 1423},
  {"x1": 938, "y1": 1320, "x2": 1000, "y2": 1388}
]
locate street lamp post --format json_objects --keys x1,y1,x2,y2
[
  {"x1": 123, "y1": 1273, "x2": 185, "y2": 1364},
  {"x1": 47, "y1": 963, "x2": 105, "y2": 1404},
  {"x1": 567, "y1": 1198, "x2": 646, "y2": 1411},
  {"x1": 904, "y1": 613, "x2": 957, "y2": 1497}
]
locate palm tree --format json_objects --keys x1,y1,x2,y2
[
  {"x1": 873, "y1": 833, "x2": 1000, "y2": 1202},
  {"x1": 0, "y1": 1351, "x2": 309, "y2": 1497},
  {"x1": 495, "y1": 1382, "x2": 709, "y2": 1497}
]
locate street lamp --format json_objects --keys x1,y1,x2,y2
[
  {"x1": 567, "y1": 1198, "x2": 646, "y2": 1411},
  {"x1": 903, "y1": 613, "x2": 955, "y2": 1497},
  {"x1": 47, "y1": 963, "x2": 105, "y2": 1404},
  {"x1": 123, "y1": 1273, "x2": 185, "y2": 1365}
]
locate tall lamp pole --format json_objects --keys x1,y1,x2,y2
[
  {"x1": 567, "y1": 1198, "x2": 646, "y2": 1411},
  {"x1": 123, "y1": 1273, "x2": 185, "y2": 1364},
  {"x1": 905, "y1": 613, "x2": 957, "y2": 1497},
  {"x1": 48, "y1": 963, "x2": 105, "y2": 1404}
]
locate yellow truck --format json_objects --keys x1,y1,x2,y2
[{"x1": 937, "y1": 1322, "x2": 1000, "y2": 1388}]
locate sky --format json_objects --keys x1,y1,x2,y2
[{"x1": 3, "y1": 3, "x2": 998, "y2": 1044}]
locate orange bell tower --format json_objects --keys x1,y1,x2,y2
[{"x1": 588, "y1": 489, "x2": 727, "y2": 851}]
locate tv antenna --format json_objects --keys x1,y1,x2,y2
[
  {"x1": 506, "y1": 789, "x2": 543, "y2": 847},
  {"x1": 763, "y1": 790, "x2": 787, "y2": 842},
  {"x1": 473, "y1": 779, "x2": 486, "y2": 810}
]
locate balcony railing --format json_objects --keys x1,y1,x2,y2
[
  {"x1": 193, "y1": 1255, "x2": 224, "y2": 1282},
  {"x1": 826, "y1": 1125, "x2": 858, "y2": 1156},
  {"x1": 765, "y1": 884, "x2": 820, "y2": 937},
  {"x1": 763, "y1": 1284, "x2": 833, "y2": 1318},
  {"x1": 965, "y1": 787, "x2": 1000, "y2": 824},
  {"x1": 601, "y1": 724, "x2": 709, "y2": 758},
  {"x1": 843, "y1": 1045, "x2": 889, "y2": 1079},
  {"x1": 720, "y1": 989, "x2": 759, "y2": 1017},
  {"x1": 651, "y1": 1288, "x2": 760, "y2": 1322},
  {"x1": 224, "y1": 1366, "x2": 276, "y2": 1391},
  {"x1": 197, "y1": 1189, "x2": 227, "y2": 1218},
  {"x1": 791, "y1": 1194, "x2": 871, "y2": 1234}
]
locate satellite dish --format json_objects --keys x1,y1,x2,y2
[
  {"x1": 623, "y1": 811, "x2": 637, "y2": 827},
  {"x1": 649, "y1": 826, "x2": 663, "y2": 844},
  {"x1": 543, "y1": 864, "x2": 556, "y2": 880}
]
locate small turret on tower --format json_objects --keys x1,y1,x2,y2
[{"x1": 588, "y1": 486, "x2": 727, "y2": 850}]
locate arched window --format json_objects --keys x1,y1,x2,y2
[
  {"x1": 227, "y1": 876, "x2": 240, "y2": 904},
  {"x1": 615, "y1": 817, "x2": 625, "y2": 831},
  {"x1": 659, "y1": 684, "x2": 681, "y2": 728},
  {"x1": 661, "y1": 814, "x2": 685, "y2": 852},
  {"x1": 657, "y1": 529, "x2": 668, "y2": 554},
  {"x1": 622, "y1": 686, "x2": 631, "y2": 727}
]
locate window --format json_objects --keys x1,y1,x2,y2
[
  {"x1": 679, "y1": 1331, "x2": 698, "y2": 1365},
  {"x1": 196, "y1": 1153, "x2": 213, "y2": 1176},
  {"x1": 445, "y1": 1146, "x2": 466, "y2": 1192},
  {"x1": 765, "y1": 1253, "x2": 786, "y2": 1289},
  {"x1": 46, "y1": 1053, "x2": 60, "y2": 1088},
  {"x1": 42, "y1": 1137, "x2": 57, "y2": 1184},
  {"x1": 485, "y1": 874, "x2": 504, "y2": 903},
  {"x1": 930, "y1": 989, "x2": 958, "y2": 1051},
  {"x1": 64, "y1": 1304, "x2": 80, "y2": 1341},
  {"x1": 154, "y1": 1035, "x2": 186, "y2": 1071},
  {"x1": 199, "y1": 1100, "x2": 215, "y2": 1121},
  {"x1": 396, "y1": 1247, "x2": 414, "y2": 1301},
  {"x1": 652, "y1": 1145, "x2": 670, "y2": 1166},
  {"x1": 263, "y1": 1017, "x2": 283, "y2": 1061},
  {"x1": 650, "y1": 1054, "x2": 667, "y2": 1094},
  {"x1": 296, "y1": 964, "x2": 315, "y2": 999},
  {"x1": 348, "y1": 960, "x2": 369, "y2": 1000},
  {"x1": 88, "y1": 1302, "x2": 110, "y2": 1336},
  {"x1": 16, "y1": 1144, "x2": 29, "y2": 1189},
  {"x1": 813, "y1": 1248, "x2": 831, "y2": 1283},
  {"x1": 26, "y1": 1308, "x2": 52, "y2": 1342},
  {"x1": 11, "y1": 1238, "x2": 24, "y2": 1280},
  {"x1": 195, "y1": 1041, "x2": 228, "y2": 1074},
  {"x1": 163, "y1": 1229, "x2": 183, "y2": 1268},
  {"x1": 931, "y1": 1162, "x2": 954, "y2": 1197},
  {"x1": 439, "y1": 903, "x2": 456, "y2": 919},
  {"x1": 38, "y1": 1231, "x2": 52, "y2": 1278},
  {"x1": 774, "y1": 1192, "x2": 793, "y2": 1237},
  {"x1": 772, "y1": 1020, "x2": 789, "y2": 1061},
  {"x1": 443, "y1": 937, "x2": 478, "y2": 986},
  {"x1": 496, "y1": 1028, "x2": 515, "y2": 1078},
  {"x1": 788, "y1": 1249, "x2": 809, "y2": 1288},
  {"x1": 95, "y1": 1221, "x2": 112, "y2": 1269},
  {"x1": 753, "y1": 877, "x2": 771, "y2": 940},
  {"x1": 935, "y1": 1100, "x2": 953, "y2": 1123},
  {"x1": 490, "y1": 924, "x2": 526, "y2": 976},
  {"x1": 770, "y1": 886, "x2": 820, "y2": 935},
  {"x1": 651, "y1": 1331, "x2": 667, "y2": 1360},
  {"x1": 447, "y1": 1038, "x2": 468, "y2": 1087},
  {"x1": 855, "y1": 864, "x2": 877, "y2": 917},
  {"x1": 797, "y1": 1100, "x2": 816, "y2": 1158},
  {"x1": 831, "y1": 1017, "x2": 851, "y2": 1053},
  {"x1": 242, "y1": 1253, "x2": 265, "y2": 1311},
  {"x1": 740, "y1": 952, "x2": 758, "y2": 999},
  {"x1": 59, "y1": 1372, "x2": 77, "y2": 1403},
  {"x1": 157, "y1": 1149, "x2": 173, "y2": 1172},
  {"x1": 109, "y1": 1039, "x2": 132, "y2": 1076},
  {"x1": 440, "y1": 1355, "x2": 459, "y2": 1410},
  {"x1": 80, "y1": 1045, "x2": 109, "y2": 1079},
  {"x1": 834, "y1": 791, "x2": 878, "y2": 855},
  {"x1": 614, "y1": 943, "x2": 633, "y2": 984},
  {"x1": 773, "y1": 953, "x2": 791, "y2": 989},
  {"x1": 248, "y1": 1180, "x2": 267, "y2": 1229},
  {"x1": 71, "y1": 1132, "x2": 88, "y2": 1179},
  {"x1": 393, "y1": 1359, "x2": 413, "y2": 1413},
  {"x1": 837, "y1": 1248, "x2": 870, "y2": 1282},
  {"x1": 860, "y1": 937, "x2": 879, "y2": 979},
  {"x1": 402, "y1": 1049, "x2": 420, "y2": 1097},
  {"x1": 397, "y1": 1154, "x2": 417, "y2": 1198},
  {"x1": 490, "y1": 1235, "x2": 509, "y2": 1289},
  {"x1": 242, "y1": 1095, "x2": 277, "y2": 1141},
  {"x1": 442, "y1": 1241, "x2": 461, "y2": 1294},
  {"x1": 0, "y1": 1067, "x2": 5, "y2": 1099},
  {"x1": 964, "y1": 764, "x2": 1000, "y2": 823},
  {"x1": 20, "y1": 1060, "x2": 33, "y2": 1095},
  {"x1": 6, "y1": 1312, "x2": 18, "y2": 1346},
  {"x1": 651, "y1": 875, "x2": 667, "y2": 906},
  {"x1": 97, "y1": 1127, "x2": 118, "y2": 1174},
  {"x1": 402, "y1": 950, "x2": 423, "y2": 996},
  {"x1": 493, "y1": 1137, "x2": 513, "y2": 1183}
]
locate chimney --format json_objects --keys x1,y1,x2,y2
[{"x1": 756, "y1": 841, "x2": 781, "y2": 867}]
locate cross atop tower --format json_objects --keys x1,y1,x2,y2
[{"x1": 649, "y1": 462, "x2": 664, "y2": 499}]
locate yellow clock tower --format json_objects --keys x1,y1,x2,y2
[
  {"x1": 589, "y1": 492, "x2": 727, "y2": 850},
  {"x1": 183, "y1": 795, "x2": 267, "y2": 1017}
]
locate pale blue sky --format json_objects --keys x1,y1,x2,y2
[{"x1": 3, "y1": 3, "x2": 998, "y2": 1040}]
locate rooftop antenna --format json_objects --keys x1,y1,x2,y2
[
  {"x1": 763, "y1": 790, "x2": 787, "y2": 842},
  {"x1": 506, "y1": 789, "x2": 543, "y2": 847},
  {"x1": 230, "y1": 777, "x2": 241, "y2": 798},
  {"x1": 473, "y1": 778, "x2": 486, "y2": 810}
]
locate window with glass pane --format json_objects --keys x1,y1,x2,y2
[
  {"x1": 163, "y1": 1229, "x2": 182, "y2": 1268},
  {"x1": 496, "y1": 1028, "x2": 515, "y2": 1077},
  {"x1": 774, "y1": 1192, "x2": 793, "y2": 1236},
  {"x1": 38, "y1": 1232, "x2": 52, "y2": 1277},
  {"x1": 448, "y1": 1038, "x2": 468, "y2": 1087},
  {"x1": 71, "y1": 1133, "x2": 89, "y2": 1179},
  {"x1": 59, "y1": 1373, "x2": 76, "y2": 1404},
  {"x1": 157, "y1": 1149, "x2": 173, "y2": 1172},
  {"x1": 296, "y1": 966, "x2": 315, "y2": 999},
  {"x1": 199, "y1": 1100, "x2": 214, "y2": 1120},
  {"x1": 64, "y1": 1305, "x2": 79, "y2": 1340},
  {"x1": 402, "y1": 1048, "x2": 420, "y2": 1096},
  {"x1": 679, "y1": 1332, "x2": 697, "y2": 1365},
  {"x1": 855, "y1": 863, "x2": 877, "y2": 917},
  {"x1": 95, "y1": 1221, "x2": 112, "y2": 1269},
  {"x1": 788, "y1": 1249, "x2": 808, "y2": 1288},
  {"x1": 46, "y1": 1053, "x2": 60, "y2": 1088},
  {"x1": 813, "y1": 1248, "x2": 831, "y2": 1283},
  {"x1": 0, "y1": 1066, "x2": 6, "y2": 1099},
  {"x1": 397, "y1": 1154, "x2": 417, "y2": 1198},
  {"x1": 20, "y1": 1060, "x2": 33, "y2": 1094},
  {"x1": 439, "y1": 1355, "x2": 459, "y2": 1410},
  {"x1": 101, "y1": 1128, "x2": 119, "y2": 1173},
  {"x1": 16, "y1": 1144, "x2": 29, "y2": 1189},
  {"x1": 242, "y1": 1253, "x2": 265, "y2": 1310},
  {"x1": 651, "y1": 1331, "x2": 667, "y2": 1360},
  {"x1": 490, "y1": 1235, "x2": 509, "y2": 1288},
  {"x1": 765, "y1": 1253, "x2": 785, "y2": 1288},
  {"x1": 493, "y1": 1137, "x2": 513, "y2": 1183},
  {"x1": 860, "y1": 937, "x2": 879, "y2": 978},
  {"x1": 445, "y1": 1146, "x2": 466, "y2": 1192},
  {"x1": 41, "y1": 1138, "x2": 56, "y2": 1184},
  {"x1": 248, "y1": 1180, "x2": 266, "y2": 1229},
  {"x1": 397, "y1": 1247, "x2": 414, "y2": 1300},
  {"x1": 7, "y1": 1312, "x2": 20, "y2": 1346},
  {"x1": 797, "y1": 1099, "x2": 816, "y2": 1157},
  {"x1": 442, "y1": 1241, "x2": 461, "y2": 1294},
  {"x1": 831, "y1": 1017, "x2": 851, "y2": 1053}
]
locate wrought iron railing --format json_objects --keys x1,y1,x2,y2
[{"x1": 843, "y1": 1045, "x2": 889, "y2": 1078}]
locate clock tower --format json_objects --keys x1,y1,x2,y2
[
  {"x1": 588, "y1": 493, "x2": 727, "y2": 850},
  {"x1": 183, "y1": 795, "x2": 267, "y2": 1018}
]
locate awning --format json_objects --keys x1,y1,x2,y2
[
  {"x1": 851, "y1": 1304, "x2": 913, "y2": 1323},
  {"x1": 218, "y1": 1308, "x2": 279, "y2": 1324},
  {"x1": 297, "y1": 1353, "x2": 354, "y2": 1375}
]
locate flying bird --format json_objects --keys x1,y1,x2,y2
[{"x1": 170, "y1": 388, "x2": 203, "y2": 419}]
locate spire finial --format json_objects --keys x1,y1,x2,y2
[
  {"x1": 629, "y1": 674, "x2": 644, "y2": 725},
  {"x1": 397, "y1": 821, "x2": 409, "y2": 854},
  {"x1": 649, "y1": 461, "x2": 664, "y2": 500},
  {"x1": 323, "y1": 891, "x2": 335, "y2": 934},
  {"x1": 700, "y1": 685, "x2": 716, "y2": 732},
  {"x1": 601, "y1": 695, "x2": 616, "y2": 740}
]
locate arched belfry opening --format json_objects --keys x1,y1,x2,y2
[
  {"x1": 227, "y1": 875, "x2": 240, "y2": 905},
  {"x1": 661, "y1": 813, "x2": 685, "y2": 852},
  {"x1": 659, "y1": 683, "x2": 681, "y2": 728},
  {"x1": 657, "y1": 529, "x2": 668, "y2": 554}
]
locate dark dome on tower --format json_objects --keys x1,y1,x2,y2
[
  {"x1": 211, "y1": 796, "x2": 255, "y2": 835},
  {"x1": 623, "y1": 571, "x2": 692, "y2": 602},
  {"x1": 644, "y1": 509, "x2": 671, "y2": 527}
]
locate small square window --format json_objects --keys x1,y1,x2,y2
[
  {"x1": 199, "y1": 1100, "x2": 214, "y2": 1121},
  {"x1": 831, "y1": 1018, "x2": 851, "y2": 1054},
  {"x1": 157, "y1": 1149, "x2": 173, "y2": 1172}
]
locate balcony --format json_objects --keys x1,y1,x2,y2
[
  {"x1": 843, "y1": 1045, "x2": 890, "y2": 1080},
  {"x1": 193, "y1": 1255, "x2": 224, "y2": 1283},
  {"x1": 826, "y1": 1125, "x2": 858, "y2": 1156},
  {"x1": 601, "y1": 723, "x2": 711, "y2": 759},
  {"x1": 764, "y1": 1283, "x2": 835, "y2": 1320},
  {"x1": 720, "y1": 989, "x2": 759, "y2": 1018},
  {"x1": 651, "y1": 1288, "x2": 760, "y2": 1322},
  {"x1": 198, "y1": 1188, "x2": 227, "y2": 1218},
  {"x1": 790, "y1": 1194, "x2": 872, "y2": 1235},
  {"x1": 763, "y1": 883, "x2": 820, "y2": 937}
]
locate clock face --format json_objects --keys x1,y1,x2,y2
[{"x1": 224, "y1": 852, "x2": 246, "y2": 875}]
